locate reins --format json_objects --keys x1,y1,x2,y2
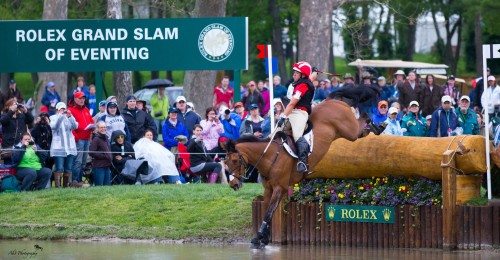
[{"x1": 231, "y1": 138, "x2": 284, "y2": 181}]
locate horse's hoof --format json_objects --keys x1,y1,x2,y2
[{"x1": 250, "y1": 237, "x2": 261, "y2": 249}]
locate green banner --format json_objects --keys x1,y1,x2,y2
[
  {"x1": 325, "y1": 204, "x2": 395, "y2": 224},
  {"x1": 0, "y1": 17, "x2": 248, "y2": 72}
]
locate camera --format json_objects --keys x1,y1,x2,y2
[
  {"x1": 224, "y1": 109, "x2": 230, "y2": 115},
  {"x1": 28, "y1": 140, "x2": 35, "y2": 146},
  {"x1": 17, "y1": 104, "x2": 24, "y2": 109}
]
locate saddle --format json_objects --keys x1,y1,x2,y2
[{"x1": 275, "y1": 120, "x2": 314, "y2": 158}]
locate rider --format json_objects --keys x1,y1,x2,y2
[{"x1": 278, "y1": 61, "x2": 315, "y2": 174}]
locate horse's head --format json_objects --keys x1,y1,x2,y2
[{"x1": 222, "y1": 140, "x2": 246, "y2": 191}]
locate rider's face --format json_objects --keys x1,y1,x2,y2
[{"x1": 292, "y1": 71, "x2": 301, "y2": 82}]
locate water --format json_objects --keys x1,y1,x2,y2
[{"x1": 1, "y1": 240, "x2": 499, "y2": 259}]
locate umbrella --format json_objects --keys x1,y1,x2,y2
[{"x1": 143, "y1": 78, "x2": 174, "y2": 89}]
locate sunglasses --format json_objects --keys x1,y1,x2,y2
[
  {"x1": 116, "y1": 135, "x2": 125, "y2": 139},
  {"x1": 178, "y1": 101, "x2": 186, "y2": 104},
  {"x1": 380, "y1": 105, "x2": 387, "y2": 108}
]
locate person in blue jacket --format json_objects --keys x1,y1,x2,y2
[
  {"x1": 219, "y1": 104, "x2": 242, "y2": 141},
  {"x1": 429, "y1": 95, "x2": 459, "y2": 137},
  {"x1": 162, "y1": 107, "x2": 189, "y2": 152},
  {"x1": 41, "y1": 81, "x2": 61, "y2": 116}
]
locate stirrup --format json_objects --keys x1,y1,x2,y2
[{"x1": 296, "y1": 161, "x2": 308, "y2": 174}]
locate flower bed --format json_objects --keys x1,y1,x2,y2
[{"x1": 291, "y1": 176, "x2": 442, "y2": 206}]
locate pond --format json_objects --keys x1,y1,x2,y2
[{"x1": 1, "y1": 240, "x2": 499, "y2": 259}]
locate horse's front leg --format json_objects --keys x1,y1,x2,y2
[{"x1": 251, "y1": 185, "x2": 284, "y2": 248}]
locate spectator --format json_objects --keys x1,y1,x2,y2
[
  {"x1": 106, "y1": 95, "x2": 117, "y2": 104},
  {"x1": 68, "y1": 91, "x2": 94, "y2": 186},
  {"x1": 481, "y1": 75, "x2": 500, "y2": 117},
  {"x1": 110, "y1": 130, "x2": 135, "y2": 183},
  {"x1": 233, "y1": 101, "x2": 247, "y2": 120},
  {"x1": 0, "y1": 98, "x2": 34, "y2": 152},
  {"x1": 371, "y1": 100, "x2": 389, "y2": 126},
  {"x1": 429, "y1": 95, "x2": 459, "y2": 137},
  {"x1": 31, "y1": 112, "x2": 53, "y2": 169},
  {"x1": 134, "y1": 129, "x2": 180, "y2": 184},
  {"x1": 425, "y1": 115, "x2": 432, "y2": 133},
  {"x1": 49, "y1": 102, "x2": 77, "y2": 188},
  {"x1": 241, "y1": 81, "x2": 264, "y2": 111},
  {"x1": 176, "y1": 95, "x2": 201, "y2": 136},
  {"x1": 200, "y1": 107, "x2": 224, "y2": 154},
  {"x1": 41, "y1": 81, "x2": 61, "y2": 116},
  {"x1": 390, "y1": 101, "x2": 404, "y2": 121},
  {"x1": 382, "y1": 107, "x2": 404, "y2": 136},
  {"x1": 262, "y1": 98, "x2": 285, "y2": 137},
  {"x1": 391, "y1": 70, "x2": 405, "y2": 101},
  {"x1": 421, "y1": 74, "x2": 444, "y2": 117},
  {"x1": 442, "y1": 75, "x2": 460, "y2": 107},
  {"x1": 213, "y1": 76, "x2": 234, "y2": 109},
  {"x1": 93, "y1": 101, "x2": 107, "y2": 123},
  {"x1": 398, "y1": 70, "x2": 423, "y2": 111},
  {"x1": 88, "y1": 84, "x2": 97, "y2": 115},
  {"x1": 240, "y1": 104, "x2": 267, "y2": 138},
  {"x1": 12, "y1": 133, "x2": 51, "y2": 191},
  {"x1": 188, "y1": 124, "x2": 227, "y2": 184},
  {"x1": 472, "y1": 67, "x2": 490, "y2": 110},
  {"x1": 162, "y1": 107, "x2": 189, "y2": 152},
  {"x1": 150, "y1": 87, "x2": 169, "y2": 133},
  {"x1": 68, "y1": 76, "x2": 90, "y2": 101},
  {"x1": 342, "y1": 73, "x2": 355, "y2": 88},
  {"x1": 122, "y1": 95, "x2": 157, "y2": 143},
  {"x1": 219, "y1": 104, "x2": 242, "y2": 141},
  {"x1": 401, "y1": 101, "x2": 427, "y2": 137},
  {"x1": 378, "y1": 76, "x2": 393, "y2": 102},
  {"x1": 314, "y1": 80, "x2": 329, "y2": 102},
  {"x1": 136, "y1": 99, "x2": 149, "y2": 113},
  {"x1": 100, "y1": 101, "x2": 130, "y2": 142},
  {"x1": 328, "y1": 77, "x2": 340, "y2": 93},
  {"x1": 358, "y1": 72, "x2": 379, "y2": 117},
  {"x1": 257, "y1": 80, "x2": 271, "y2": 117},
  {"x1": 273, "y1": 75, "x2": 287, "y2": 99},
  {"x1": 456, "y1": 96, "x2": 479, "y2": 135},
  {"x1": 89, "y1": 121, "x2": 113, "y2": 186},
  {"x1": 7, "y1": 79, "x2": 23, "y2": 103}
]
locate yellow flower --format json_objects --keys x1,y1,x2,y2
[
  {"x1": 398, "y1": 185, "x2": 407, "y2": 193},
  {"x1": 346, "y1": 184, "x2": 350, "y2": 188},
  {"x1": 358, "y1": 186, "x2": 364, "y2": 190},
  {"x1": 338, "y1": 193, "x2": 345, "y2": 199}
]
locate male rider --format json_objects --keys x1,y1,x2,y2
[{"x1": 278, "y1": 61, "x2": 315, "y2": 174}]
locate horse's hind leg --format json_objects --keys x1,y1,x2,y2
[{"x1": 251, "y1": 186, "x2": 284, "y2": 249}]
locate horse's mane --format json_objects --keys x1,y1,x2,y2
[{"x1": 236, "y1": 135, "x2": 270, "y2": 144}]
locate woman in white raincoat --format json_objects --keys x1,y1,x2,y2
[{"x1": 133, "y1": 129, "x2": 180, "y2": 184}]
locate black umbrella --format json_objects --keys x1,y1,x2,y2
[{"x1": 143, "y1": 78, "x2": 174, "y2": 89}]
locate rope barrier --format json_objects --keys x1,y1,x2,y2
[{"x1": 0, "y1": 147, "x2": 224, "y2": 156}]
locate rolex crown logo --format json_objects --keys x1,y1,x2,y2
[
  {"x1": 328, "y1": 207, "x2": 335, "y2": 219},
  {"x1": 383, "y1": 208, "x2": 391, "y2": 221}
]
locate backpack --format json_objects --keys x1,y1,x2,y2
[{"x1": 0, "y1": 175, "x2": 20, "y2": 193}]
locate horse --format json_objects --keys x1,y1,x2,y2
[{"x1": 224, "y1": 99, "x2": 366, "y2": 248}]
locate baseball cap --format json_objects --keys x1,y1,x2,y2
[
  {"x1": 426, "y1": 115, "x2": 432, "y2": 120},
  {"x1": 460, "y1": 95, "x2": 470, "y2": 102},
  {"x1": 377, "y1": 76, "x2": 386, "y2": 81},
  {"x1": 107, "y1": 101, "x2": 117, "y2": 107},
  {"x1": 487, "y1": 75, "x2": 496, "y2": 82},
  {"x1": 126, "y1": 95, "x2": 136, "y2": 102},
  {"x1": 448, "y1": 75, "x2": 455, "y2": 80},
  {"x1": 441, "y1": 95, "x2": 453, "y2": 103},
  {"x1": 176, "y1": 96, "x2": 187, "y2": 103},
  {"x1": 169, "y1": 107, "x2": 180, "y2": 113},
  {"x1": 9, "y1": 79, "x2": 15, "y2": 84},
  {"x1": 74, "y1": 91, "x2": 85, "y2": 99},
  {"x1": 388, "y1": 107, "x2": 398, "y2": 115},
  {"x1": 409, "y1": 101, "x2": 419, "y2": 107},
  {"x1": 343, "y1": 73, "x2": 354, "y2": 80},
  {"x1": 55, "y1": 102, "x2": 66, "y2": 110},
  {"x1": 46, "y1": 81, "x2": 55, "y2": 88},
  {"x1": 394, "y1": 70, "x2": 405, "y2": 76},
  {"x1": 249, "y1": 104, "x2": 259, "y2": 110}
]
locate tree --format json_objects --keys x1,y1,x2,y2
[
  {"x1": 182, "y1": 0, "x2": 227, "y2": 112},
  {"x1": 107, "y1": 0, "x2": 133, "y2": 105},
  {"x1": 298, "y1": 0, "x2": 338, "y2": 76},
  {"x1": 37, "y1": 0, "x2": 68, "y2": 108}
]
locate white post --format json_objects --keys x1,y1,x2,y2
[
  {"x1": 482, "y1": 44, "x2": 492, "y2": 200},
  {"x1": 267, "y1": 44, "x2": 275, "y2": 131}
]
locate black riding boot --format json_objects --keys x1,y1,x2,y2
[{"x1": 295, "y1": 137, "x2": 310, "y2": 174}]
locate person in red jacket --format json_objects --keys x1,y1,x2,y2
[{"x1": 68, "y1": 91, "x2": 95, "y2": 186}]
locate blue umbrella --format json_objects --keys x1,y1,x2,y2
[{"x1": 143, "y1": 78, "x2": 174, "y2": 89}]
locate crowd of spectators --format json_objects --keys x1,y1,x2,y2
[{"x1": 1, "y1": 70, "x2": 499, "y2": 192}]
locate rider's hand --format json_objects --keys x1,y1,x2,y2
[{"x1": 277, "y1": 117, "x2": 286, "y2": 127}]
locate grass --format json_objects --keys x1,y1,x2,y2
[{"x1": 0, "y1": 183, "x2": 263, "y2": 241}]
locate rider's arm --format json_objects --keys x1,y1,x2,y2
[{"x1": 283, "y1": 97, "x2": 299, "y2": 117}]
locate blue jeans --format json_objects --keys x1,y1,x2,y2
[
  {"x1": 92, "y1": 167, "x2": 111, "y2": 186},
  {"x1": 162, "y1": 175, "x2": 180, "y2": 184},
  {"x1": 54, "y1": 155, "x2": 75, "y2": 173},
  {"x1": 72, "y1": 140, "x2": 89, "y2": 182},
  {"x1": 16, "y1": 167, "x2": 52, "y2": 191}
]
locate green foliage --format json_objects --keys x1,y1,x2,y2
[
  {"x1": 0, "y1": 0, "x2": 42, "y2": 20},
  {"x1": 480, "y1": 0, "x2": 500, "y2": 36},
  {"x1": 0, "y1": 184, "x2": 263, "y2": 240}
]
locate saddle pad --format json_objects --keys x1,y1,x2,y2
[{"x1": 283, "y1": 131, "x2": 314, "y2": 159}]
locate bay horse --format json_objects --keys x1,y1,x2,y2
[{"x1": 224, "y1": 99, "x2": 366, "y2": 248}]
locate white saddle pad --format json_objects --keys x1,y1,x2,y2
[{"x1": 283, "y1": 131, "x2": 314, "y2": 159}]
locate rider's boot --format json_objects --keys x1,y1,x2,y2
[{"x1": 295, "y1": 136, "x2": 310, "y2": 174}]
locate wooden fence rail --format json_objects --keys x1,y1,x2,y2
[{"x1": 252, "y1": 201, "x2": 500, "y2": 249}]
